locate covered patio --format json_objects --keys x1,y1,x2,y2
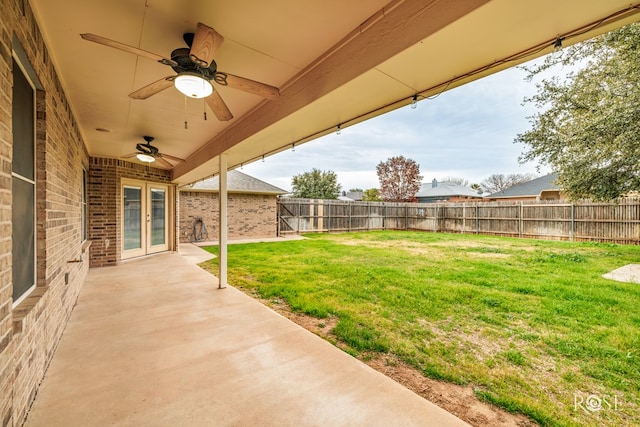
[
  {"x1": 4, "y1": 1, "x2": 640, "y2": 425},
  {"x1": 23, "y1": 244, "x2": 468, "y2": 426}
]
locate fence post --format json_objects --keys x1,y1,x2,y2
[
  {"x1": 327, "y1": 200, "x2": 331, "y2": 233},
  {"x1": 475, "y1": 205, "x2": 479, "y2": 234},
  {"x1": 570, "y1": 203, "x2": 575, "y2": 241},
  {"x1": 405, "y1": 204, "x2": 409, "y2": 230},
  {"x1": 277, "y1": 199, "x2": 281, "y2": 236},
  {"x1": 462, "y1": 203, "x2": 466, "y2": 233},
  {"x1": 349, "y1": 202, "x2": 352, "y2": 232},
  {"x1": 434, "y1": 205, "x2": 438, "y2": 232},
  {"x1": 311, "y1": 200, "x2": 315, "y2": 230},
  {"x1": 383, "y1": 204, "x2": 386, "y2": 230},
  {"x1": 519, "y1": 202, "x2": 523, "y2": 238}
]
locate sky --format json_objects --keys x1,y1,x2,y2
[{"x1": 240, "y1": 58, "x2": 554, "y2": 193}]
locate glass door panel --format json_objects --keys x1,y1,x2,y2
[
  {"x1": 123, "y1": 186, "x2": 142, "y2": 251},
  {"x1": 149, "y1": 187, "x2": 168, "y2": 253},
  {"x1": 122, "y1": 180, "x2": 170, "y2": 260}
]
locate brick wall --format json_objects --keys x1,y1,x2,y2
[
  {"x1": 179, "y1": 191, "x2": 278, "y2": 242},
  {"x1": 1, "y1": 0, "x2": 93, "y2": 424},
  {"x1": 88, "y1": 158, "x2": 173, "y2": 267}
]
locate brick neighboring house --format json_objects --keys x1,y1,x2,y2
[
  {"x1": 179, "y1": 170, "x2": 287, "y2": 242},
  {"x1": 485, "y1": 173, "x2": 562, "y2": 202},
  {"x1": 416, "y1": 179, "x2": 484, "y2": 203}
]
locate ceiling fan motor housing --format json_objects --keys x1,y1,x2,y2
[
  {"x1": 136, "y1": 142, "x2": 159, "y2": 156},
  {"x1": 171, "y1": 47, "x2": 217, "y2": 78}
]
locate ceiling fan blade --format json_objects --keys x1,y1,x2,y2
[
  {"x1": 155, "y1": 157, "x2": 173, "y2": 169},
  {"x1": 121, "y1": 153, "x2": 138, "y2": 158},
  {"x1": 129, "y1": 77, "x2": 175, "y2": 100},
  {"x1": 159, "y1": 153, "x2": 185, "y2": 163},
  {"x1": 189, "y1": 23, "x2": 224, "y2": 69},
  {"x1": 80, "y1": 33, "x2": 178, "y2": 67},
  {"x1": 206, "y1": 91, "x2": 233, "y2": 121},
  {"x1": 222, "y1": 73, "x2": 280, "y2": 100}
]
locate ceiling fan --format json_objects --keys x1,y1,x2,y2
[
  {"x1": 122, "y1": 136, "x2": 184, "y2": 169},
  {"x1": 80, "y1": 22, "x2": 280, "y2": 121}
]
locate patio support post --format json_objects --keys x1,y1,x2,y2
[{"x1": 218, "y1": 154, "x2": 228, "y2": 289}]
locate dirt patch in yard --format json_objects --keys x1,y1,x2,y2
[
  {"x1": 338, "y1": 239, "x2": 448, "y2": 259},
  {"x1": 338, "y1": 238, "x2": 513, "y2": 260},
  {"x1": 256, "y1": 294, "x2": 537, "y2": 427},
  {"x1": 367, "y1": 354, "x2": 537, "y2": 427}
]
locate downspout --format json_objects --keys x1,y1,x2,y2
[{"x1": 218, "y1": 154, "x2": 228, "y2": 289}]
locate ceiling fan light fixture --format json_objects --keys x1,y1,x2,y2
[
  {"x1": 174, "y1": 72, "x2": 213, "y2": 98},
  {"x1": 136, "y1": 153, "x2": 155, "y2": 163}
]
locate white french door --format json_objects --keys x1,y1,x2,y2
[{"x1": 122, "y1": 179, "x2": 170, "y2": 260}]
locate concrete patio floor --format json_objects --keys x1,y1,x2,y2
[{"x1": 24, "y1": 244, "x2": 469, "y2": 427}]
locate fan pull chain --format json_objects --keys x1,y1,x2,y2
[
  {"x1": 203, "y1": 99, "x2": 207, "y2": 121},
  {"x1": 184, "y1": 95, "x2": 188, "y2": 129}
]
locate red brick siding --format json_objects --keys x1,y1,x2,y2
[
  {"x1": 88, "y1": 158, "x2": 173, "y2": 267},
  {"x1": 179, "y1": 192, "x2": 278, "y2": 242}
]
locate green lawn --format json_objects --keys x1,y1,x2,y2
[{"x1": 201, "y1": 231, "x2": 640, "y2": 427}]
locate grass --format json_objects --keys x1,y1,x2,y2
[{"x1": 200, "y1": 231, "x2": 640, "y2": 426}]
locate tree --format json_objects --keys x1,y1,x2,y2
[
  {"x1": 376, "y1": 156, "x2": 423, "y2": 202},
  {"x1": 470, "y1": 183, "x2": 483, "y2": 194},
  {"x1": 362, "y1": 188, "x2": 381, "y2": 201},
  {"x1": 348, "y1": 188, "x2": 363, "y2": 192},
  {"x1": 481, "y1": 173, "x2": 537, "y2": 194},
  {"x1": 291, "y1": 168, "x2": 341, "y2": 199},
  {"x1": 516, "y1": 23, "x2": 640, "y2": 200},
  {"x1": 440, "y1": 176, "x2": 469, "y2": 186}
]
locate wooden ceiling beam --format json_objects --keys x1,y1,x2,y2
[{"x1": 172, "y1": 0, "x2": 490, "y2": 180}]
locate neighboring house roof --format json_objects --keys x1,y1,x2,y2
[
  {"x1": 339, "y1": 191, "x2": 363, "y2": 201},
  {"x1": 346, "y1": 191, "x2": 363, "y2": 201},
  {"x1": 416, "y1": 180, "x2": 483, "y2": 199},
  {"x1": 181, "y1": 170, "x2": 287, "y2": 195},
  {"x1": 487, "y1": 173, "x2": 560, "y2": 198}
]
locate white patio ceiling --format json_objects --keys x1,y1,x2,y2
[{"x1": 29, "y1": 0, "x2": 640, "y2": 184}]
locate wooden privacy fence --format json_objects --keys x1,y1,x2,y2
[{"x1": 277, "y1": 198, "x2": 640, "y2": 244}]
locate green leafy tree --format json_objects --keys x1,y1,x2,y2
[
  {"x1": 291, "y1": 168, "x2": 341, "y2": 199},
  {"x1": 516, "y1": 23, "x2": 640, "y2": 200},
  {"x1": 376, "y1": 156, "x2": 423, "y2": 202},
  {"x1": 470, "y1": 183, "x2": 483, "y2": 194},
  {"x1": 362, "y1": 188, "x2": 381, "y2": 201}
]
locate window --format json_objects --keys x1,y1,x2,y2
[{"x1": 12, "y1": 56, "x2": 36, "y2": 303}]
